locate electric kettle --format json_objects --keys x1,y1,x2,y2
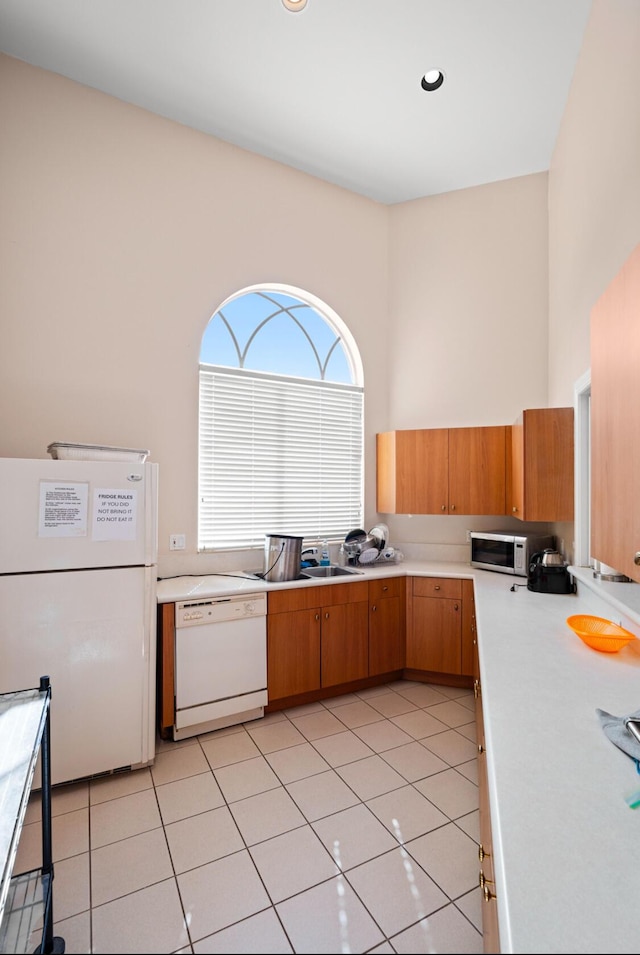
[
  {"x1": 527, "y1": 549, "x2": 575, "y2": 594},
  {"x1": 539, "y1": 548, "x2": 567, "y2": 567}
]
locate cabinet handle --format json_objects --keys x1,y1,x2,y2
[
  {"x1": 372, "y1": 604, "x2": 377, "y2": 612},
  {"x1": 325, "y1": 612, "x2": 330, "y2": 620},
  {"x1": 479, "y1": 870, "x2": 494, "y2": 890},
  {"x1": 512, "y1": 506, "x2": 518, "y2": 513},
  {"x1": 477, "y1": 743, "x2": 484, "y2": 754},
  {"x1": 451, "y1": 504, "x2": 456, "y2": 511},
  {"x1": 441, "y1": 504, "x2": 446, "y2": 511},
  {"x1": 635, "y1": 552, "x2": 640, "y2": 566},
  {"x1": 483, "y1": 885, "x2": 496, "y2": 903},
  {"x1": 454, "y1": 603, "x2": 459, "y2": 611},
  {"x1": 434, "y1": 585, "x2": 441, "y2": 591},
  {"x1": 315, "y1": 613, "x2": 320, "y2": 621},
  {"x1": 382, "y1": 585, "x2": 388, "y2": 592}
]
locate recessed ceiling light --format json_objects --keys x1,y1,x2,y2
[
  {"x1": 282, "y1": 0, "x2": 308, "y2": 11},
  {"x1": 421, "y1": 69, "x2": 445, "y2": 92}
]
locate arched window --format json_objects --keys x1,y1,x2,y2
[{"x1": 198, "y1": 285, "x2": 364, "y2": 551}]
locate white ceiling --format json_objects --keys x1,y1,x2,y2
[{"x1": 0, "y1": 0, "x2": 593, "y2": 204}]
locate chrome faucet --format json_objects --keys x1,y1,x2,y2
[{"x1": 301, "y1": 546, "x2": 319, "y2": 567}]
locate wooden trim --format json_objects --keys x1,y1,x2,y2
[
  {"x1": 264, "y1": 670, "x2": 404, "y2": 713},
  {"x1": 157, "y1": 602, "x2": 175, "y2": 738},
  {"x1": 268, "y1": 579, "x2": 368, "y2": 613},
  {"x1": 402, "y1": 668, "x2": 473, "y2": 689}
]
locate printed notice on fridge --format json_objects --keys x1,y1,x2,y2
[
  {"x1": 92, "y1": 487, "x2": 138, "y2": 540},
  {"x1": 39, "y1": 481, "x2": 89, "y2": 537}
]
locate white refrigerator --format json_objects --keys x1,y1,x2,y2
[{"x1": 0, "y1": 456, "x2": 158, "y2": 786}]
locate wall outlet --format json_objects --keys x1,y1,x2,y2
[{"x1": 170, "y1": 534, "x2": 186, "y2": 550}]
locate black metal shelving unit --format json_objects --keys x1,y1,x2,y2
[{"x1": 0, "y1": 676, "x2": 65, "y2": 954}]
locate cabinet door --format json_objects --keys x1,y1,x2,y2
[
  {"x1": 476, "y1": 667, "x2": 500, "y2": 952},
  {"x1": 407, "y1": 595, "x2": 462, "y2": 673},
  {"x1": 267, "y1": 608, "x2": 321, "y2": 700},
  {"x1": 377, "y1": 429, "x2": 449, "y2": 514},
  {"x1": 321, "y1": 600, "x2": 369, "y2": 687},
  {"x1": 448, "y1": 426, "x2": 506, "y2": 515},
  {"x1": 509, "y1": 414, "x2": 525, "y2": 518},
  {"x1": 369, "y1": 577, "x2": 406, "y2": 675},
  {"x1": 460, "y1": 579, "x2": 476, "y2": 677},
  {"x1": 508, "y1": 408, "x2": 574, "y2": 521},
  {"x1": 591, "y1": 243, "x2": 640, "y2": 582}
]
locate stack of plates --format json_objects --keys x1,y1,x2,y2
[{"x1": 369, "y1": 524, "x2": 389, "y2": 551}]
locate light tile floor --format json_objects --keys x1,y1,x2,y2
[{"x1": 15, "y1": 679, "x2": 483, "y2": 954}]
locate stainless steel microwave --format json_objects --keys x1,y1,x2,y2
[{"x1": 469, "y1": 530, "x2": 554, "y2": 576}]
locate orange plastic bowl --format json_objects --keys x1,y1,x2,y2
[{"x1": 566, "y1": 614, "x2": 637, "y2": 653}]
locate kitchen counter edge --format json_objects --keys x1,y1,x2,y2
[{"x1": 155, "y1": 560, "x2": 472, "y2": 603}]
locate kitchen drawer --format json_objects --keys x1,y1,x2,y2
[
  {"x1": 368, "y1": 576, "x2": 406, "y2": 601},
  {"x1": 268, "y1": 580, "x2": 368, "y2": 614},
  {"x1": 412, "y1": 576, "x2": 462, "y2": 599}
]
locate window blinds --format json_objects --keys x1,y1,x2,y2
[{"x1": 199, "y1": 366, "x2": 363, "y2": 550}]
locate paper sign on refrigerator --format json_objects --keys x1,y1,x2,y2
[
  {"x1": 38, "y1": 481, "x2": 89, "y2": 537},
  {"x1": 92, "y1": 487, "x2": 138, "y2": 541}
]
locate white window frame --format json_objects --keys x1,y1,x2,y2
[
  {"x1": 198, "y1": 285, "x2": 364, "y2": 552},
  {"x1": 573, "y1": 369, "x2": 591, "y2": 568}
]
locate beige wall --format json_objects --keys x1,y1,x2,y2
[
  {"x1": 387, "y1": 173, "x2": 549, "y2": 429},
  {"x1": 1, "y1": 0, "x2": 638, "y2": 572},
  {"x1": 548, "y1": 0, "x2": 640, "y2": 405},
  {"x1": 383, "y1": 174, "x2": 550, "y2": 551},
  {"x1": 0, "y1": 55, "x2": 390, "y2": 571}
]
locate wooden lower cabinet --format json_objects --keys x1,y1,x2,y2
[
  {"x1": 474, "y1": 631, "x2": 500, "y2": 952},
  {"x1": 407, "y1": 576, "x2": 474, "y2": 678},
  {"x1": 461, "y1": 579, "x2": 476, "y2": 676},
  {"x1": 369, "y1": 576, "x2": 406, "y2": 675},
  {"x1": 267, "y1": 605, "x2": 321, "y2": 699},
  {"x1": 409, "y1": 581, "x2": 461, "y2": 672},
  {"x1": 321, "y1": 599, "x2": 369, "y2": 687},
  {"x1": 267, "y1": 580, "x2": 369, "y2": 702}
]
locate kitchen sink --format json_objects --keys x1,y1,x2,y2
[
  {"x1": 242, "y1": 571, "x2": 309, "y2": 581},
  {"x1": 301, "y1": 565, "x2": 363, "y2": 578}
]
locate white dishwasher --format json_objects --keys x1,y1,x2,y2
[{"x1": 173, "y1": 591, "x2": 267, "y2": 741}]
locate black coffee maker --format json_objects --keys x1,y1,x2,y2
[{"x1": 527, "y1": 549, "x2": 576, "y2": 594}]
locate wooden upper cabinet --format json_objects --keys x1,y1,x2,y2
[
  {"x1": 448, "y1": 426, "x2": 506, "y2": 515},
  {"x1": 590, "y1": 243, "x2": 640, "y2": 582},
  {"x1": 376, "y1": 426, "x2": 506, "y2": 515},
  {"x1": 507, "y1": 408, "x2": 574, "y2": 522},
  {"x1": 377, "y1": 428, "x2": 448, "y2": 514}
]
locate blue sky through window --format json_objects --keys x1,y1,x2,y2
[{"x1": 200, "y1": 290, "x2": 352, "y2": 383}]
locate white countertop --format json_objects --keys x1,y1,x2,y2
[
  {"x1": 474, "y1": 567, "x2": 640, "y2": 954},
  {"x1": 157, "y1": 560, "x2": 640, "y2": 953},
  {"x1": 155, "y1": 558, "x2": 462, "y2": 603}
]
